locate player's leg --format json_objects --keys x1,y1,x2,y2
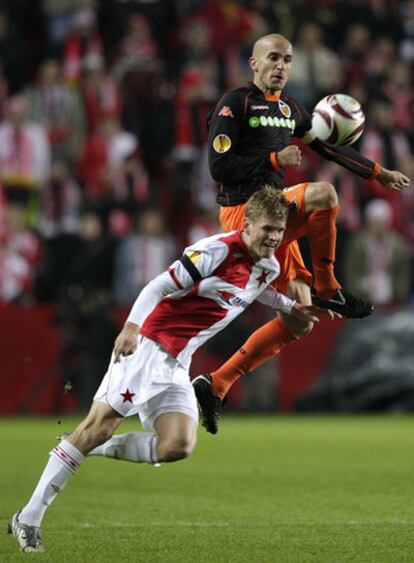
[
  {"x1": 284, "y1": 182, "x2": 373, "y2": 318},
  {"x1": 9, "y1": 401, "x2": 122, "y2": 552},
  {"x1": 154, "y1": 412, "x2": 198, "y2": 462},
  {"x1": 302, "y1": 181, "x2": 340, "y2": 299},
  {"x1": 89, "y1": 381, "x2": 199, "y2": 464}
]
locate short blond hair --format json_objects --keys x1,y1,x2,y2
[{"x1": 245, "y1": 186, "x2": 289, "y2": 223}]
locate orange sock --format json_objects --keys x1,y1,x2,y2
[
  {"x1": 306, "y1": 206, "x2": 341, "y2": 299},
  {"x1": 210, "y1": 318, "x2": 298, "y2": 399}
]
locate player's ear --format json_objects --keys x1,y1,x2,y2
[
  {"x1": 249, "y1": 56, "x2": 258, "y2": 72},
  {"x1": 243, "y1": 217, "x2": 250, "y2": 233}
]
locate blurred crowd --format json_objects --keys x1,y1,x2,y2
[{"x1": 0, "y1": 0, "x2": 413, "y2": 314}]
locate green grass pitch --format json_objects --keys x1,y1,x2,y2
[{"x1": 1, "y1": 415, "x2": 414, "y2": 562}]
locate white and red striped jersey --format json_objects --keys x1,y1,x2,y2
[{"x1": 127, "y1": 230, "x2": 295, "y2": 369}]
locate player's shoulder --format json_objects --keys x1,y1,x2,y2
[
  {"x1": 184, "y1": 231, "x2": 236, "y2": 255},
  {"x1": 213, "y1": 86, "x2": 251, "y2": 113}
]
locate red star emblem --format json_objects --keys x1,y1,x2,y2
[
  {"x1": 120, "y1": 388, "x2": 135, "y2": 403},
  {"x1": 256, "y1": 270, "x2": 269, "y2": 287}
]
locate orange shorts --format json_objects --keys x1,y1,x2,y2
[{"x1": 219, "y1": 183, "x2": 312, "y2": 293}]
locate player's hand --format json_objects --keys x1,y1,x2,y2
[
  {"x1": 277, "y1": 146, "x2": 302, "y2": 168},
  {"x1": 114, "y1": 322, "x2": 140, "y2": 363},
  {"x1": 290, "y1": 303, "x2": 341, "y2": 322},
  {"x1": 376, "y1": 168, "x2": 410, "y2": 191},
  {"x1": 290, "y1": 303, "x2": 320, "y2": 323}
]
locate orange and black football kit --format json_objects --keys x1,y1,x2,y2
[
  {"x1": 207, "y1": 81, "x2": 380, "y2": 293},
  {"x1": 208, "y1": 82, "x2": 379, "y2": 207},
  {"x1": 204, "y1": 82, "x2": 378, "y2": 402}
]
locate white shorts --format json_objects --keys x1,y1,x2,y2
[{"x1": 94, "y1": 336, "x2": 199, "y2": 430}]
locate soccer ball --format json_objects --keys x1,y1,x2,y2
[{"x1": 311, "y1": 94, "x2": 365, "y2": 146}]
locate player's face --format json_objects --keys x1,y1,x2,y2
[
  {"x1": 243, "y1": 215, "x2": 286, "y2": 261},
  {"x1": 250, "y1": 37, "x2": 293, "y2": 93}
]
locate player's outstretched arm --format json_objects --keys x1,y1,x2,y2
[
  {"x1": 289, "y1": 303, "x2": 338, "y2": 323},
  {"x1": 376, "y1": 167, "x2": 410, "y2": 191}
]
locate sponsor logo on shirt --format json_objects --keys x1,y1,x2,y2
[
  {"x1": 251, "y1": 104, "x2": 270, "y2": 110},
  {"x1": 213, "y1": 134, "x2": 232, "y2": 153},
  {"x1": 218, "y1": 105, "x2": 234, "y2": 117},
  {"x1": 278, "y1": 100, "x2": 292, "y2": 118},
  {"x1": 248, "y1": 115, "x2": 296, "y2": 131},
  {"x1": 216, "y1": 290, "x2": 250, "y2": 309}
]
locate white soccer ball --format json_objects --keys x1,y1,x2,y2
[{"x1": 311, "y1": 94, "x2": 365, "y2": 146}]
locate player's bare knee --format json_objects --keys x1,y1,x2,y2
[
  {"x1": 293, "y1": 320, "x2": 313, "y2": 337},
  {"x1": 306, "y1": 182, "x2": 338, "y2": 210},
  {"x1": 157, "y1": 436, "x2": 195, "y2": 462},
  {"x1": 283, "y1": 314, "x2": 313, "y2": 337}
]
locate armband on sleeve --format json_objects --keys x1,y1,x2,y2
[
  {"x1": 270, "y1": 152, "x2": 281, "y2": 171},
  {"x1": 368, "y1": 162, "x2": 381, "y2": 181}
]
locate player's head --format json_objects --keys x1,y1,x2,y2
[
  {"x1": 249, "y1": 34, "x2": 293, "y2": 94},
  {"x1": 243, "y1": 186, "x2": 288, "y2": 260}
]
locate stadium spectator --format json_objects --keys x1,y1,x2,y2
[
  {"x1": 81, "y1": 53, "x2": 122, "y2": 134},
  {"x1": 113, "y1": 207, "x2": 176, "y2": 305},
  {"x1": 63, "y1": 8, "x2": 103, "y2": 85},
  {"x1": 359, "y1": 99, "x2": 411, "y2": 226},
  {"x1": 286, "y1": 22, "x2": 341, "y2": 108},
  {"x1": 0, "y1": 203, "x2": 42, "y2": 303},
  {"x1": 344, "y1": 198, "x2": 411, "y2": 306},
  {"x1": 0, "y1": 96, "x2": 51, "y2": 205},
  {"x1": 24, "y1": 59, "x2": 86, "y2": 164},
  {"x1": 41, "y1": 0, "x2": 80, "y2": 57},
  {"x1": 39, "y1": 161, "x2": 81, "y2": 239},
  {"x1": 8, "y1": 187, "x2": 327, "y2": 553},
  {"x1": 77, "y1": 114, "x2": 149, "y2": 211}
]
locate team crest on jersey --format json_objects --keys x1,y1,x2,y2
[
  {"x1": 278, "y1": 100, "x2": 291, "y2": 118},
  {"x1": 213, "y1": 134, "x2": 232, "y2": 153},
  {"x1": 218, "y1": 105, "x2": 234, "y2": 118},
  {"x1": 186, "y1": 250, "x2": 201, "y2": 264}
]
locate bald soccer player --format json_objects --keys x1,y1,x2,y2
[{"x1": 193, "y1": 33, "x2": 410, "y2": 433}]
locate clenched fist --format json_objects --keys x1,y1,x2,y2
[{"x1": 276, "y1": 145, "x2": 302, "y2": 168}]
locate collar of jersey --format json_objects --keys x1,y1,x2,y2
[{"x1": 248, "y1": 82, "x2": 281, "y2": 102}]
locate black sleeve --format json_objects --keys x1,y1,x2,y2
[
  {"x1": 308, "y1": 139, "x2": 376, "y2": 179},
  {"x1": 208, "y1": 90, "x2": 274, "y2": 183},
  {"x1": 290, "y1": 97, "x2": 377, "y2": 180},
  {"x1": 290, "y1": 96, "x2": 377, "y2": 180}
]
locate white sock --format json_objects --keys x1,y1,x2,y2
[
  {"x1": 88, "y1": 432, "x2": 159, "y2": 464},
  {"x1": 19, "y1": 440, "x2": 84, "y2": 527}
]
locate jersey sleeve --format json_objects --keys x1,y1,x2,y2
[
  {"x1": 306, "y1": 139, "x2": 377, "y2": 179},
  {"x1": 174, "y1": 239, "x2": 230, "y2": 284},
  {"x1": 208, "y1": 90, "x2": 276, "y2": 183},
  {"x1": 256, "y1": 286, "x2": 296, "y2": 314}
]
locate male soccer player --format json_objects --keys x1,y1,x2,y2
[
  {"x1": 194, "y1": 33, "x2": 410, "y2": 434},
  {"x1": 9, "y1": 187, "x2": 327, "y2": 553}
]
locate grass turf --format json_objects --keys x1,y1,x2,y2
[{"x1": 1, "y1": 415, "x2": 414, "y2": 562}]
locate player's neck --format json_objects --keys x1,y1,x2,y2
[{"x1": 253, "y1": 80, "x2": 282, "y2": 98}]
